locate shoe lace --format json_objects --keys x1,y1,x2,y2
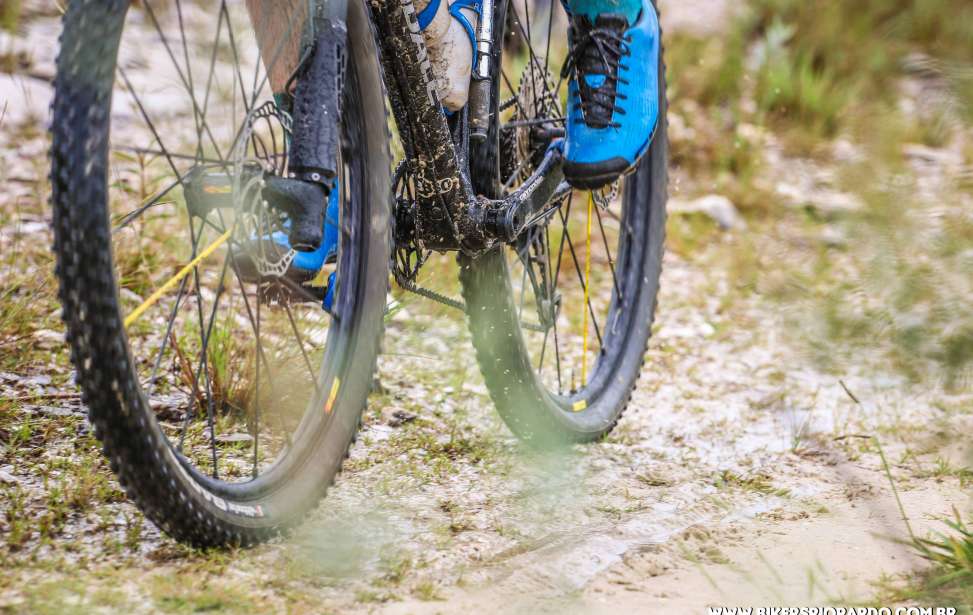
[{"x1": 560, "y1": 16, "x2": 632, "y2": 129}]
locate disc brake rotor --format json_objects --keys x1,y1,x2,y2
[
  {"x1": 502, "y1": 59, "x2": 561, "y2": 186},
  {"x1": 230, "y1": 100, "x2": 296, "y2": 279}
]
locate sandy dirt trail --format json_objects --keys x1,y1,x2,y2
[
  {"x1": 360, "y1": 245, "x2": 969, "y2": 614},
  {"x1": 0, "y1": 1, "x2": 970, "y2": 613}
]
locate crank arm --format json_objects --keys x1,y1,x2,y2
[{"x1": 477, "y1": 145, "x2": 567, "y2": 242}]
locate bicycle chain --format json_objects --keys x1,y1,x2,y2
[
  {"x1": 398, "y1": 279, "x2": 467, "y2": 312},
  {"x1": 592, "y1": 180, "x2": 619, "y2": 209}
]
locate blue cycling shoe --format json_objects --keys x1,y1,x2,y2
[
  {"x1": 561, "y1": 0, "x2": 660, "y2": 189},
  {"x1": 234, "y1": 181, "x2": 339, "y2": 311}
]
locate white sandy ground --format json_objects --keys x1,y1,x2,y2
[
  {"x1": 345, "y1": 246, "x2": 972, "y2": 614},
  {"x1": 1, "y1": 0, "x2": 971, "y2": 612}
]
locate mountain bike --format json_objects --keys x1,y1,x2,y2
[{"x1": 49, "y1": 0, "x2": 667, "y2": 546}]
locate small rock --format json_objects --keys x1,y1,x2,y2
[
  {"x1": 776, "y1": 182, "x2": 864, "y2": 216},
  {"x1": 388, "y1": 409, "x2": 417, "y2": 428},
  {"x1": 668, "y1": 194, "x2": 746, "y2": 231},
  {"x1": 902, "y1": 143, "x2": 963, "y2": 167},
  {"x1": 819, "y1": 225, "x2": 848, "y2": 248},
  {"x1": 11, "y1": 220, "x2": 48, "y2": 235},
  {"x1": 215, "y1": 433, "x2": 253, "y2": 444},
  {"x1": 29, "y1": 405, "x2": 76, "y2": 418},
  {"x1": 0, "y1": 469, "x2": 20, "y2": 484},
  {"x1": 367, "y1": 424, "x2": 394, "y2": 442},
  {"x1": 832, "y1": 139, "x2": 865, "y2": 164},
  {"x1": 0, "y1": 73, "x2": 52, "y2": 126},
  {"x1": 590, "y1": 457, "x2": 612, "y2": 471},
  {"x1": 813, "y1": 191, "x2": 865, "y2": 215},
  {"x1": 22, "y1": 374, "x2": 51, "y2": 387},
  {"x1": 119, "y1": 288, "x2": 144, "y2": 304},
  {"x1": 33, "y1": 329, "x2": 62, "y2": 349}
]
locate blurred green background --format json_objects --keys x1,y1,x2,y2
[{"x1": 667, "y1": 0, "x2": 973, "y2": 390}]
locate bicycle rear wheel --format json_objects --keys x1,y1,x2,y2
[
  {"x1": 461, "y1": 0, "x2": 667, "y2": 445},
  {"x1": 50, "y1": 0, "x2": 390, "y2": 545}
]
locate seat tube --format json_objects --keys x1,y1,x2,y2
[{"x1": 467, "y1": 0, "x2": 494, "y2": 142}]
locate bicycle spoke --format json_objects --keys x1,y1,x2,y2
[
  {"x1": 174, "y1": 0, "x2": 202, "y2": 160},
  {"x1": 145, "y1": 276, "x2": 191, "y2": 398},
  {"x1": 254, "y1": 259, "x2": 262, "y2": 479},
  {"x1": 500, "y1": 67, "x2": 531, "y2": 120},
  {"x1": 594, "y1": 203, "x2": 622, "y2": 302},
  {"x1": 517, "y1": 261, "x2": 528, "y2": 321},
  {"x1": 113, "y1": 147, "x2": 225, "y2": 167},
  {"x1": 117, "y1": 67, "x2": 190, "y2": 185},
  {"x1": 252, "y1": 290, "x2": 261, "y2": 479},
  {"x1": 221, "y1": 0, "x2": 253, "y2": 119},
  {"x1": 501, "y1": 116, "x2": 565, "y2": 130},
  {"x1": 510, "y1": 13, "x2": 560, "y2": 117},
  {"x1": 175, "y1": 218, "x2": 215, "y2": 453},
  {"x1": 552, "y1": 192, "x2": 572, "y2": 290},
  {"x1": 112, "y1": 175, "x2": 183, "y2": 231},
  {"x1": 543, "y1": 0, "x2": 556, "y2": 79},
  {"x1": 552, "y1": 307, "x2": 564, "y2": 394},
  {"x1": 282, "y1": 298, "x2": 322, "y2": 396},
  {"x1": 143, "y1": 215, "x2": 207, "y2": 398},
  {"x1": 225, "y1": 244, "x2": 294, "y2": 450},
  {"x1": 142, "y1": 0, "x2": 226, "y2": 162},
  {"x1": 202, "y1": 252, "x2": 232, "y2": 478},
  {"x1": 558, "y1": 205, "x2": 604, "y2": 351},
  {"x1": 198, "y1": 3, "x2": 227, "y2": 161}
]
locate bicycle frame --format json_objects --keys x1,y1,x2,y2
[{"x1": 368, "y1": 0, "x2": 568, "y2": 254}]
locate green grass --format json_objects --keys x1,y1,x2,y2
[
  {"x1": 706, "y1": 0, "x2": 972, "y2": 133},
  {"x1": 0, "y1": 0, "x2": 21, "y2": 33},
  {"x1": 880, "y1": 510, "x2": 973, "y2": 611},
  {"x1": 715, "y1": 470, "x2": 792, "y2": 498},
  {"x1": 874, "y1": 437, "x2": 973, "y2": 610},
  {"x1": 913, "y1": 510, "x2": 973, "y2": 581}
]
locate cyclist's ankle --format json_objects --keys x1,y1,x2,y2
[{"x1": 565, "y1": 0, "x2": 641, "y2": 24}]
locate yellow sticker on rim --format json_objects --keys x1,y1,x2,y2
[
  {"x1": 572, "y1": 399, "x2": 587, "y2": 413},
  {"x1": 324, "y1": 378, "x2": 340, "y2": 414}
]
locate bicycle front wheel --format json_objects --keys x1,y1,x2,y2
[
  {"x1": 50, "y1": 0, "x2": 390, "y2": 545},
  {"x1": 461, "y1": 0, "x2": 668, "y2": 445}
]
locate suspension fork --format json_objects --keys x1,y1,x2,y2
[
  {"x1": 287, "y1": 0, "x2": 349, "y2": 190},
  {"x1": 246, "y1": 0, "x2": 350, "y2": 249}
]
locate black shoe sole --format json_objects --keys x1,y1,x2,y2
[{"x1": 563, "y1": 156, "x2": 633, "y2": 190}]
